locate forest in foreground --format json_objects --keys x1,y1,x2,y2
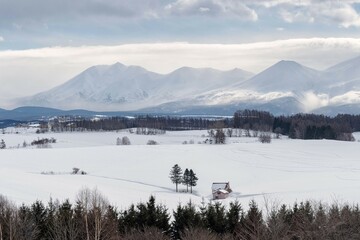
[{"x1": 0, "y1": 188, "x2": 359, "y2": 240}]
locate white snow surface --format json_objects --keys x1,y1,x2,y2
[{"x1": 1, "y1": 129, "x2": 360, "y2": 212}]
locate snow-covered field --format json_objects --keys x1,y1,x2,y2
[{"x1": 0, "y1": 128, "x2": 360, "y2": 212}]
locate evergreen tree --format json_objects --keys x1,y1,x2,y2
[
  {"x1": 30, "y1": 200, "x2": 47, "y2": 240},
  {"x1": 237, "y1": 200, "x2": 266, "y2": 239},
  {"x1": 182, "y1": 168, "x2": 190, "y2": 193},
  {"x1": 226, "y1": 201, "x2": 243, "y2": 234},
  {"x1": 203, "y1": 202, "x2": 227, "y2": 235},
  {"x1": 172, "y1": 201, "x2": 202, "y2": 239},
  {"x1": 169, "y1": 164, "x2": 183, "y2": 192},
  {"x1": 188, "y1": 169, "x2": 198, "y2": 194}
]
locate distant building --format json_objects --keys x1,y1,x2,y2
[{"x1": 212, "y1": 182, "x2": 232, "y2": 199}]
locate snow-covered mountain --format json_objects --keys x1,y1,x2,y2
[
  {"x1": 237, "y1": 60, "x2": 322, "y2": 93},
  {"x1": 15, "y1": 55, "x2": 360, "y2": 115},
  {"x1": 19, "y1": 63, "x2": 253, "y2": 111}
]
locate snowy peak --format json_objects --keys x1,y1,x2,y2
[
  {"x1": 238, "y1": 60, "x2": 321, "y2": 92},
  {"x1": 20, "y1": 63, "x2": 253, "y2": 111}
]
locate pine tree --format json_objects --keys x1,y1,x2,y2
[
  {"x1": 172, "y1": 201, "x2": 202, "y2": 239},
  {"x1": 169, "y1": 164, "x2": 183, "y2": 192},
  {"x1": 226, "y1": 201, "x2": 243, "y2": 234},
  {"x1": 182, "y1": 169, "x2": 190, "y2": 193},
  {"x1": 188, "y1": 169, "x2": 198, "y2": 194},
  {"x1": 30, "y1": 200, "x2": 48, "y2": 239}
]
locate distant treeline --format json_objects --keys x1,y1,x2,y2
[
  {"x1": 234, "y1": 109, "x2": 357, "y2": 141},
  {"x1": 45, "y1": 109, "x2": 359, "y2": 141},
  {"x1": 1, "y1": 190, "x2": 360, "y2": 239},
  {"x1": 48, "y1": 116, "x2": 230, "y2": 132}
]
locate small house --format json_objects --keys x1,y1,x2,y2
[{"x1": 212, "y1": 182, "x2": 232, "y2": 200}]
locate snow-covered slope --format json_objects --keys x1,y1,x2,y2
[
  {"x1": 0, "y1": 129, "x2": 360, "y2": 211},
  {"x1": 324, "y1": 56, "x2": 360, "y2": 96},
  {"x1": 21, "y1": 63, "x2": 163, "y2": 110}
]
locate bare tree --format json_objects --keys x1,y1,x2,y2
[
  {"x1": 259, "y1": 133, "x2": 272, "y2": 143},
  {"x1": 76, "y1": 188, "x2": 91, "y2": 240}
]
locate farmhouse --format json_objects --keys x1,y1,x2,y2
[{"x1": 212, "y1": 182, "x2": 232, "y2": 199}]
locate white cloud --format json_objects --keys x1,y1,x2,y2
[
  {"x1": 0, "y1": 36, "x2": 4, "y2": 42},
  {"x1": 1, "y1": 38, "x2": 360, "y2": 105},
  {"x1": 315, "y1": 3, "x2": 360, "y2": 28},
  {"x1": 165, "y1": 0, "x2": 258, "y2": 21},
  {"x1": 262, "y1": 0, "x2": 360, "y2": 28}
]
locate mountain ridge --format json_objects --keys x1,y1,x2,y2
[{"x1": 11, "y1": 55, "x2": 360, "y2": 115}]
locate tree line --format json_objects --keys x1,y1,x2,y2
[
  {"x1": 0, "y1": 190, "x2": 360, "y2": 239},
  {"x1": 234, "y1": 109, "x2": 357, "y2": 141},
  {"x1": 48, "y1": 116, "x2": 230, "y2": 132}
]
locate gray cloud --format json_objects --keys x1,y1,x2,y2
[
  {"x1": 165, "y1": 0, "x2": 258, "y2": 20},
  {"x1": 251, "y1": 0, "x2": 360, "y2": 28}
]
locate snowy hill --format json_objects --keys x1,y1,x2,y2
[{"x1": 0, "y1": 129, "x2": 359, "y2": 211}]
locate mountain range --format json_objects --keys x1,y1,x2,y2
[{"x1": 13, "y1": 55, "x2": 360, "y2": 116}]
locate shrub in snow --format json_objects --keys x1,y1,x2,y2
[
  {"x1": 259, "y1": 133, "x2": 271, "y2": 143},
  {"x1": 147, "y1": 140, "x2": 158, "y2": 145},
  {"x1": 71, "y1": 168, "x2": 87, "y2": 175},
  {"x1": 31, "y1": 138, "x2": 56, "y2": 146},
  {"x1": 121, "y1": 136, "x2": 131, "y2": 145},
  {"x1": 182, "y1": 141, "x2": 187, "y2": 144}
]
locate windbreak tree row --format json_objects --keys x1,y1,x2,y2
[{"x1": 1, "y1": 190, "x2": 360, "y2": 239}]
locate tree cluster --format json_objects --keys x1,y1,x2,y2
[
  {"x1": 135, "y1": 127, "x2": 166, "y2": 135},
  {"x1": 116, "y1": 136, "x2": 131, "y2": 145},
  {"x1": 169, "y1": 164, "x2": 198, "y2": 193}
]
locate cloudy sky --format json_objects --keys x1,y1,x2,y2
[{"x1": 2, "y1": 0, "x2": 360, "y2": 105}]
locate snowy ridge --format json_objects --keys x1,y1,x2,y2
[
  {"x1": 19, "y1": 63, "x2": 253, "y2": 111},
  {"x1": 16, "y1": 55, "x2": 360, "y2": 115}
]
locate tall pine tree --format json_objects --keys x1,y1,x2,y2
[
  {"x1": 189, "y1": 169, "x2": 198, "y2": 194},
  {"x1": 169, "y1": 164, "x2": 183, "y2": 192},
  {"x1": 183, "y1": 168, "x2": 190, "y2": 193}
]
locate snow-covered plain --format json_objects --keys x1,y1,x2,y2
[{"x1": 0, "y1": 128, "x2": 360, "y2": 213}]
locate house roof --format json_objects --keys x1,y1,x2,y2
[
  {"x1": 217, "y1": 189, "x2": 229, "y2": 194},
  {"x1": 212, "y1": 182, "x2": 228, "y2": 191}
]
